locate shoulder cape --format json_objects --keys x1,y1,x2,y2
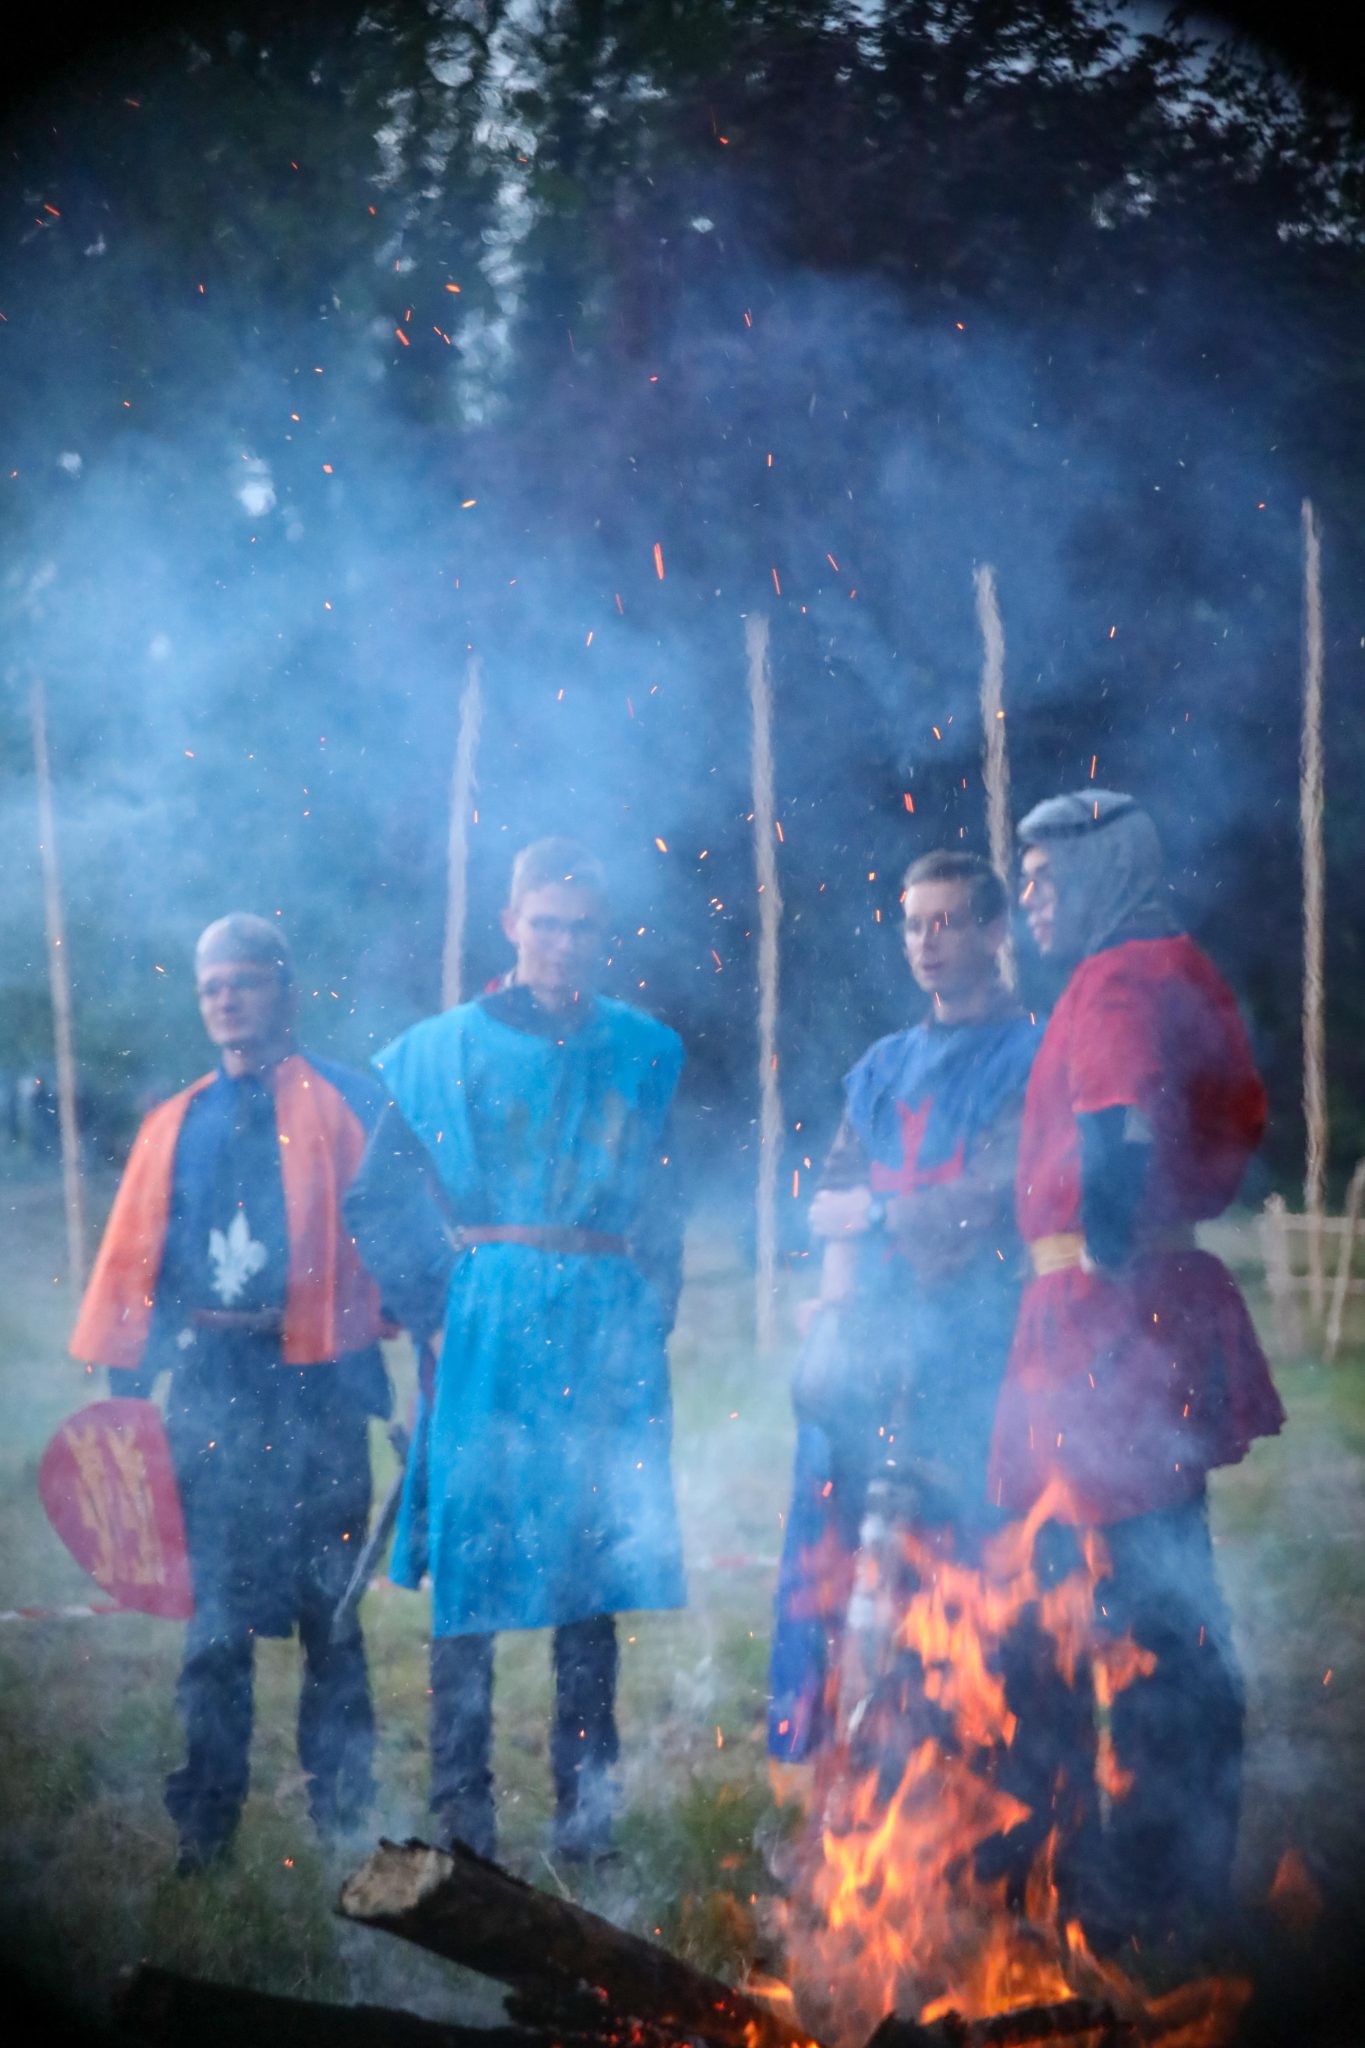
[{"x1": 70, "y1": 1053, "x2": 385, "y2": 1369}]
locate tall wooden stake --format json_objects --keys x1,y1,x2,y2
[
  {"x1": 1301, "y1": 501, "x2": 1327, "y2": 1321},
  {"x1": 747, "y1": 615, "x2": 783, "y2": 1353},
  {"x1": 441, "y1": 654, "x2": 483, "y2": 1011},
  {"x1": 32, "y1": 680, "x2": 87, "y2": 1291},
  {"x1": 974, "y1": 564, "x2": 1016, "y2": 990}
]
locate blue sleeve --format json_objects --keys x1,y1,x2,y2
[
  {"x1": 631, "y1": 1107, "x2": 688, "y2": 1330},
  {"x1": 1078, "y1": 1105, "x2": 1151, "y2": 1268},
  {"x1": 343, "y1": 1102, "x2": 456, "y2": 1340}
]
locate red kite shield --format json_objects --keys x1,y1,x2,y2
[{"x1": 38, "y1": 1399, "x2": 193, "y2": 1619}]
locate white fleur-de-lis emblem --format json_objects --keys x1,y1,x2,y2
[{"x1": 208, "y1": 1210, "x2": 269, "y2": 1305}]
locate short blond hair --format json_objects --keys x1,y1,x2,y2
[
  {"x1": 508, "y1": 838, "x2": 607, "y2": 909},
  {"x1": 902, "y1": 850, "x2": 1007, "y2": 926},
  {"x1": 195, "y1": 912, "x2": 293, "y2": 981}
]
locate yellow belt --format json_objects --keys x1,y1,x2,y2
[
  {"x1": 1028, "y1": 1232, "x2": 1087, "y2": 1276},
  {"x1": 1027, "y1": 1227, "x2": 1197, "y2": 1277}
]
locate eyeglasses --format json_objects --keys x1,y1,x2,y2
[
  {"x1": 523, "y1": 916, "x2": 603, "y2": 941},
  {"x1": 197, "y1": 970, "x2": 279, "y2": 1000}
]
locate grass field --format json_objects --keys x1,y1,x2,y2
[{"x1": 2, "y1": 1166, "x2": 1363, "y2": 2040}]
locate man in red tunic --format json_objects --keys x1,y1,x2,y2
[{"x1": 990, "y1": 789, "x2": 1284, "y2": 1947}]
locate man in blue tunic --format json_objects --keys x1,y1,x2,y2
[
  {"x1": 70, "y1": 915, "x2": 392, "y2": 1873},
  {"x1": 768, "y1": 851, "x2": 1041, "y2": 1773},
  {"x1": 347, "y1": 839, "x2": 686, "y2": 1862}
]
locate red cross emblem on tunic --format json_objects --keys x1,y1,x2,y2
[{"x1": 868, "y1": 1100, "x2": 966, "y2": 1196}]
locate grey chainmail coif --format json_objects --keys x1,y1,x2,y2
[{"x1": 1016, "y1": 789, "x2": 1175, "y2": 961}]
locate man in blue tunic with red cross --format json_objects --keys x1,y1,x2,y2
[
  {"x1": 768, "y1": 850, "x2": 1040, "y2": 1772},
  {"x1": 347, "y1": 839, "x2": 686, "y2": 1863}
]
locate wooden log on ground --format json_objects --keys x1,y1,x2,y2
[
  {"x1": 113, "y1": 1963, "x2": 537, "y2": 2048},
  {"x1": 339, "y1": 1838, "x2": 820, "y2": 2048}
]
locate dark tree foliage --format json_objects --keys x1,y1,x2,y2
[{"x1": 2, "y1": 1, "x2": 1363, "y2": 1191}]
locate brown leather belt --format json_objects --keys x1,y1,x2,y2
[
  {"x1": 190, "y1": 1306, "x2": 284, "y2": 1333},
  {"x1": 1028, "y1": 1227, "x2": 1196, "y2": 1277},
  {"x1": 449, "y1": 1224, "x2": 629, "y2": 1258}
]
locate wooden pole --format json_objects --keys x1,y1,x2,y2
[
  {"x1": 442, "y1": 653, "x2": 484, "y2": 1010},
  {"x1": 1300, "y1": 501, "x2": 1327, "y2": 1322},
  {"x1": 747, "y1": 615, "x2": 783, "y2": 1354},
  {"x1": 974, "y1": 564, "x2": 1016, "y2": 991},
  {"x1": 32, "y1": 680, "x2": 86, "y2": 1291}
]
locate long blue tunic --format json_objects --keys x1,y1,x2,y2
[{"x1": 374, "y1": 996, "x2": 687, "y2": 1637}]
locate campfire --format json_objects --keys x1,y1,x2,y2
[
  {"x1": 116, "y1": 1483, "x2": 1256, "y2": 2048},
  {"x1": 765, "y1": 1478, "x2": 1249, "y2": 2047}
]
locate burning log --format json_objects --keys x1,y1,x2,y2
[
  {"x1": 113, "y1": 1962, "x2": 536, "y2": 2048},
  {"x1": 861, "y1": 1973, "x2": 1250, "y2": 2046},
  {"x1": 866, "y1": 1997, "x2": 1132, "y2": 2047},
  {"x1": 338, "y1": 1838, "x2": 817, "y2": 2048}
]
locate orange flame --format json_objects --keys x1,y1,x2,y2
[{"x1": 774, "y1": 1480, "x2": 1243, "y2": 2046}]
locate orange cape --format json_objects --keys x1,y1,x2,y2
[{"x1": 70, "y1": 1054, "x2": 385, "y2": 1368}]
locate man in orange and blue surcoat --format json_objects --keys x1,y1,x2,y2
[{"x1": 70, "y1": 914, "x2": 390, "y2": 1873}]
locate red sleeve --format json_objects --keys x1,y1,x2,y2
[
  {"x1": 1065, "y1": 953, "x2": 1164, "y2": 1115},
  {"x1": 1185, "y1": 965, "x2": 1268, "y2": 1204}
]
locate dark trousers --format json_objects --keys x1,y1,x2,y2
[
  {"x1": 1073, "y1": 1496, "x2": 1244, "y2": 1943},
  {"x1": 838, "y1": 1489, "x2": 1243, "y2": 1951},
  {"x1": 430, "y1": 1614, "x2": 619, "y2": 1825},
  {"x1": 164, "y1": 1587, "x2": 376, "y2": 1850},
  {"x1": 162, "y1": 1349, "x2": 380, "y2": 1852},
  {"x1": 994, "y1": 1494, "x2": 1244, "y2": 1946}
]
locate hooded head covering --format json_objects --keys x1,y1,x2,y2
[
  {"x1": 1017, "y1": 789, "x2": 1175, "y2": 961},
  {"x1": 194, "y1": 912, "x2": 294, "y2": 982}
]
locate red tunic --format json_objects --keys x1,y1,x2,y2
[{"x1": 988, "y1": 937, "x2": 1284, "y2": 1524}]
